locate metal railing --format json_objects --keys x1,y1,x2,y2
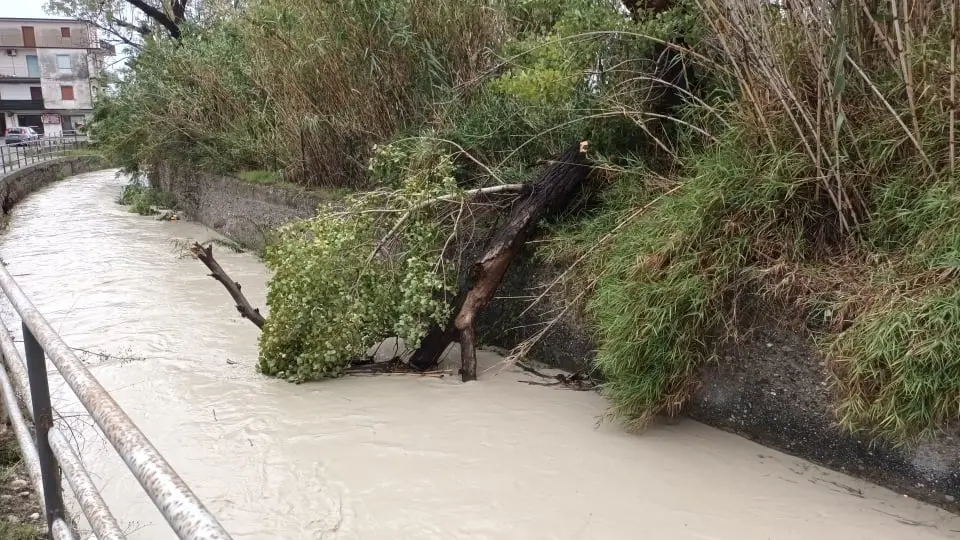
[
  {"x1": 0, "y1": 67, "x2": 42, "y2": 78},
  {"x1": 1, "y1": 135, "x2": 89, "y2": 174},
  {"x1": 0, "y1": 263, "x2": 234, "y2": 539}
]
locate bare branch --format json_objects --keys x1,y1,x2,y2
[
  {"x1": 189, "y1": 242, "x2": 265, "y2": 328},
  {"x1": 108, "y1": 15, "x2": 152, "y2": 36},
  {"x1": 369, "y1": 184, "x2": 526, "y2": 262}
]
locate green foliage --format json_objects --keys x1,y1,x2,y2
[
  {"x1": 101, "y1": 0, "x2": 960, "y2": 444},
  {"x1": 63, "y1": 148, "x2": 104, "y2": 159},
  {"x1": 93, "y1": 0, "x2": 512, "y2": 187},
  {"x1": 92, "y1": 21, "x2": 276, "y2": 177},
  {"x1": 259, "y1": 143, "x2": 459, "y2": 380},
  {"x1": 118, "y1": 183, "x2": 177, "y2": 216},
  {"x1": 235, "y1": 170, "x2": 285, "y2": 185},
  {"x1": 490, "y1": 33, "x2": 582, "y2": 106},
  {"x1": 867, "y1": 173, "x2": 960, "y2": 269},
  {"x1": 92, "y1": 0, "x2": 690, "y2": 186},
  {"x1": 439, "y1": 0, "x2": 703, "y2": 175},
  {"x1": 583, "y1": 136, "x2": 816, "y2": 425},
  {"x1": 568, "y1": 0, "x2": 960, "y2": 443},
  {"x1": 0, "y1": 439, "x2": 18, "y2": 467},
  {"x1": 832, "y1": 285, "x2": 960, "y2": 442}
]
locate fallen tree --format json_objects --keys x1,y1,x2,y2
[
  {"x1": 191, "y1": 141, "x2": 591, "y2": 382},
  {"x1": 409, "y1": 141, "x2": 592, "y2": 380}
]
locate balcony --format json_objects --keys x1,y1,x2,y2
[
  {"x1": 0, "y1": 66, "x2": 41, "y2": 81},
  {"x1": 0, "y1": 76, "x2": 40, "y2": 83},
  {"x1": 0, "y1": 99, "x2": 45, "y2": 111}
]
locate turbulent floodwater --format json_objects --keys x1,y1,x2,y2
[{"x1": 1, "y1": 169, "x2": 958, "y2": 540}]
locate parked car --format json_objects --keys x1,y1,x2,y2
[{"x1": 5, "y1": 127, "x2": 40, "y2": 146}]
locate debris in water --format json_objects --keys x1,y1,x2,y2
[
  {"x1": 346, "y1": 358, "x2": 450, "y2": 377},
  {"x1": 516, "y1": 362, "x2": 596, "y2": 391}
]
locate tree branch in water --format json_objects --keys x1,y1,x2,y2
[{"x1": 190, "y1": 242, "x2": 265, "y2": 329}]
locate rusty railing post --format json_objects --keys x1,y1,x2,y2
[{"x1": 23, "y1": 322, "x2": 65, "y2": 533}]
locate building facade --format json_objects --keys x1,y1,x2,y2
[{"x1": 0, "y1": 18, "x2": 114, "y2": 137}]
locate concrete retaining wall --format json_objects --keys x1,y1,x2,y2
[
  {"x1": 153, "y1": 162, "x2": 959, "y2": 512},
  {"x1": 0, "y1": 156, "x2": 106, "y2": 217},
  {"x1": 151, "y1": 162, "x2": 322, "y2": 252}
]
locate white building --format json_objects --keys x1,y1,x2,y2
[{"x1": 0, "y1": 18, "x2": 114, "y2": 137}]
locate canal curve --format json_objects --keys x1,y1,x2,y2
[{"x1": 0, "y1": 169, "x2": 957, "y2": 539}]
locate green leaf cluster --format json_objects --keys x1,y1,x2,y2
[{"x1": 258, "y1": 143, "x2": 459, "y2": 381}]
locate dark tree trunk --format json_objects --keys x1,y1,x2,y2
[
  {"x1": 407, "y1": 288, "x2": 466, "y2": 370},
  {"x1": 409, "y1": 141, "x2": 592, "y2": 379},
  {"x1": 123, "y1": 0, "x2": 186, "y2": 40}
]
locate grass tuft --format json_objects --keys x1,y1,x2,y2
[
  {"x1": 832, "y1": 286, "x2": 960, "y2": 443},
  {"x1": 0, "y1": 434, "x2": 42, "y2": 540},
  {"x1": 235, "y1": 170, "x2": 283, "y2": 185}
]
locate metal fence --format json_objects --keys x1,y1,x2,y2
[
  {"x1": 0, "y1": 263, "x2": 234, "y2": 539},
  {"x1": 0, "y1": 135, "x2": 89, "y2": 174}
]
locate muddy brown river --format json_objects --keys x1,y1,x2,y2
[{"x1": 1, "y1": 169, "x2": 958, "y2": 539}]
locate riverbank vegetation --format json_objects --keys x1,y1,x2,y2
[
  {"x1": 117, "y1": 183, "x2": 177, "y2": 216},
  {"x1": 89, "y1": 0, "x2": 960, "y2": 445},
  {"x1": 0, "y1": 431, "x2": 44, "y2": 539}
]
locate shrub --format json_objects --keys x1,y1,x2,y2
[
  {"x1": 118, "y1": 183, "x2": 177, "y2": 216},
  {"x1": 832, "y1": 285, "x2": 960, "y2": 442},
  {"x1": 93, "y1": 0, "x2": 513, "y2": 188},
  {"x1": 258, "y1": 143, "x2": 460, "y2": 380},
  {"x1": 585, "y1": 134, "x2": 812, "y2": 425}
]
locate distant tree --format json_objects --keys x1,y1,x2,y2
[
  {"x1": 44, "y1": 0, "x2": 193, "y2": 47},
  {"x1": 122, "y1": 0, "x2": 189, "y2": 39}
]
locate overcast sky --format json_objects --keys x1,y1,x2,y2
[{"x1": 0, "y1": 1, "x2": 55, "y2": 19}]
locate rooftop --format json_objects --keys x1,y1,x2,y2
[{"x1": 0, "y1": 18, "x2": 92, "y2": 24}]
